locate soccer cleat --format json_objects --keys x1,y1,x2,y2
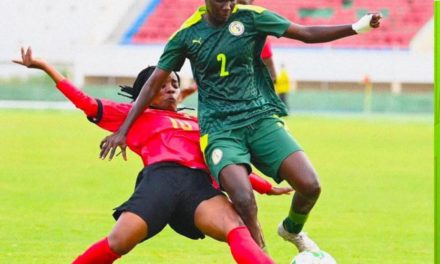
[{"x1": 277, "y1": 223, "x2": 320, "y2": 252}]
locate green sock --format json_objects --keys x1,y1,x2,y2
[{"x1": 282, "y1": 209, "x2": 308, "y2": 234}]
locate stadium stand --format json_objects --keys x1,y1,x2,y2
[
  {"x1": 0, "y1": 0, "x2": 432, "y2": 93},
  {"x1": 0, "y1": 0, "x2": 138, "y2": 64},
  {"x1": 124, "y1": 0, "x2": 433, "y2": 48}
]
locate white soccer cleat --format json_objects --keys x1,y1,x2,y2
[{"x1": 277, "y1": 223, "x2": 320, "y2": 252}]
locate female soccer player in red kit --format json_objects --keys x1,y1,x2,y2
[{"x1": 13, "y1": 47, "x2": 291, "y2": 264}]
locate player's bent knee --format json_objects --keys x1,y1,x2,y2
[
  {"x1": 302, "y1": 177, "x2": 321, "y2": 199},
  {"x1": 194, "y1": 196, "x2": 244, "y2": 241},
  {"x1": 108, "y1": 232, "x2": 136, "y2": 255},
  {"x1": 107, "y1": 212, "x2": 148, "y2": 255},
  {"x1": 214, "y1": 208, "x2": 246, "y2": 239},
  {"x1": 223, "y1": 203, "x2": 245, "y2": 229},
  {"x1": 230, "y1": 191, "x2": 258, "y2": 215}
]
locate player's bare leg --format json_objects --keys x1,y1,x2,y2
[
  {"x1": 194, "y1": 195, "x2": 243, "y2": 241},
  {"x1": 73, "y1": 212, "x2": 148, "y2": 263},
  {"x1": 278, "y1": 151, "x2": 321, "y2": 252},
  {"x1": 195, "y1": 195, "x2": 274, "y2": 264},
  {"x1": 219, "y1": 164, "x2": 265, "y2": 248},
  {"x1": 107, "y1": 212, "x2": 148, "y2": 255},
  {"x1": 281, "y1": 151, "x2": 321, "y2": 214}
]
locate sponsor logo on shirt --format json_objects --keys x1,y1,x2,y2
[
  {"x1": 212, "y1": 148, "x2": 223, "y2": 165},
  {"x1": 228, "y1": 21, "x2": 245, "y2": 36}
]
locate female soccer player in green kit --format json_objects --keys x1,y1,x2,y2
[{"x1": 100, "y1": 0, "x2": 382, "y2": 252}]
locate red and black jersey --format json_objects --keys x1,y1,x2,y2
[
  {"x1": 56, "y1": 80, "x2": 207, "y2": 171},
  {"x1": 56, "y1": 79, "x2": 273, "y2": 192}
]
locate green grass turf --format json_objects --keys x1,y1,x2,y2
[{"x1": 0, "y1": 110, "x2": 433, "y2": 263}]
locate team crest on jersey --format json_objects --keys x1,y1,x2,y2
[
  {"x1": 228, "y1": 21, "x2": 245, "y2": 36},
  {"x1": 211, "y1": 148, "x2": 223, "y2": 165}
]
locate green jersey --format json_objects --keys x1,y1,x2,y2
[{"x1": 158, "y1": 5, "x2": 290, "y2": 134}]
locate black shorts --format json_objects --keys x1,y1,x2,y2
[{"x1": 113, "y1": 162, "x2": 223, "y2": 241}]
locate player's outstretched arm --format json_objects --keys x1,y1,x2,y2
[
  {"x1": 13, "y1": 47, "x2": 99, "y2": 117},
  {"x1": 12, "y1": 47, "x2": 64, "y2": 83},
  {"x1": 283, "y1": 13, "x2": 382, "y2": 43}
]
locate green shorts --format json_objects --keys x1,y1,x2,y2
[{"x1": 200, "y1": 116, "x2": 302, "y2": 184}]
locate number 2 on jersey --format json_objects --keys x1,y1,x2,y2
[{"x1": 216, "y1": 53, "x2": 229, "y2": 77}]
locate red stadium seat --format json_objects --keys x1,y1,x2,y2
[{"x1": 126, "y1": 0, "x2": 433, "y2": 48}]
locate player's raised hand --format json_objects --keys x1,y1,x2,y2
[
  {"x1": 99, "y1": 132, "x2": 128, "y2": 161},
  {"x1": 266, "y1": 186, "x2": 294, "y2": 196},
  {"x1": 352, "y1": 12, "x2": 382, "y2": 34},
  {"x1": 12, "y1": 47, "x2": 47, "y2": 69},
  {"x1": 370, "y1": 13, "x2": 382, "y2": 28}
]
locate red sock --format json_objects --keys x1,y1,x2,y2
[
  {"x1": 72, "y1": 237, "x2": 121, "y2": 264},
  {"x1": 227, "y1": 226, "x2": 275, "y2": 264}
]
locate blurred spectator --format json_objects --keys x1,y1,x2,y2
[{"x1": 275, "y1": 64, "x2": 291, "y2": 110}]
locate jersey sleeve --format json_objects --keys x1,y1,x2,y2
[
  {"x1": 253, "y1": 9, "x2": 291, "y2": 38},
  {"x1": 91, "y1": 99, "x2": 132, "y2": 132},
  {"x1": 56, "y1": 79, "x2": 98, "y2": 117},
  {"x1": 157, "y1": 31, "x2": 187, "y2": 72},
  {"x1": 56, "y1": 80, "x2": 131, "y2": 133}
]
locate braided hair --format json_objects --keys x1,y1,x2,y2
[{"x1": 118, "y1": 66, "x2": 181, "y2": 101}]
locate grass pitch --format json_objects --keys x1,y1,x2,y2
[{"x1": 0, "y1": 110, "x2": 433, "y2": 263}]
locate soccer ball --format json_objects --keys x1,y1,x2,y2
[{"x1": 291, "y1": 251, "x2": 336, "y2": 264}]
